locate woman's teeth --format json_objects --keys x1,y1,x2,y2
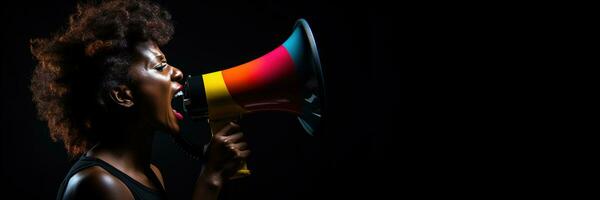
[
  {"x1": 172, "y1": 91, "x2": 185, "y2": 120},
  {"x1": 174, "y1": 91, "x2": 184, "y2": 98}
]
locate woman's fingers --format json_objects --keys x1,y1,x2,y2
[
  {"x1": 212, "y1": 122, "x2": 241, "y2": 145},
  {"x1": 228, "y1": 142, "x2": 249, "y2": 151},
  {"x1": 224, "y1": 132, "x2": 244, "y2": 143},
  {"x1": 215, "y1": 122, "x2": 240, "y2": 137},
  {"x1": 211, "y1": 121, "x2": 250, "y2": 161},
  {"x1": 235, "y1": 150, "x2": 251, "y2": 159},
  {"x1": 235, "y1": 149, "x2": 250, "y2": 160}
]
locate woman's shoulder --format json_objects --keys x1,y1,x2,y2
[{"x1": 62, "y1": 166, "x2": 135, "y2": 200}]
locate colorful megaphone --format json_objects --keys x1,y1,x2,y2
[{"x1": 177, "y1": 19, "x2": 325, "y2": 178}]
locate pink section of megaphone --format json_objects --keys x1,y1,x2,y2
[{"x1": 221, "y1": 45, "x2": 302, "y2": 113}]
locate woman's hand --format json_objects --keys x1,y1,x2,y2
[
  {"x1": 201, "y1": 122, "x2": 250, "y2": 186},
  {"x1": 193, "y1": 122, "x2": 250, "y2": 199}
]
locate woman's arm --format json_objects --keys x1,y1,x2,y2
[
  {"x1": 192, "y1": 122, "x2": 250, "y2": 200},
  {"x1": 192, "y1": 166, "x2": 225, "y2": 200}
]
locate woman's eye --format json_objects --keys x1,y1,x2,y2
[{"x1": 155, "y1": 63, "x2": 167, "y2": 71}]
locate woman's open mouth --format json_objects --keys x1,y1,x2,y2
[{"x1": 172, "y1": 89, "x2": 185, "y2": 121}]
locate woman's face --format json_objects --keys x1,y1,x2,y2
[{"x1": 128, "y1": 41, "x2": 184, "y2": 135}]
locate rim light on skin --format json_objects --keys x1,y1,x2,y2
[{"x1": 132, "y1": 41, "x2": 185, "y2": 136}]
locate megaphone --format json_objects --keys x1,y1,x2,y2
[{"x1": 174, "y1": 19, "x2": 325, "y2": 178}]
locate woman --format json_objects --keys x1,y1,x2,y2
[{"x1": 30, "y1": 0, "x2": 249, "y2": 199}]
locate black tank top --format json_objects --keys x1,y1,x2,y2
[{"x1": 55, "y1": 156, "x2": 168, "y2": 200}]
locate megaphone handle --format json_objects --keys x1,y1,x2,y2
[{"x1": 208, "y1": 116, "x2": 251, "y2": 179}]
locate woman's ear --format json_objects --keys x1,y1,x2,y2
[{"x1": 109, "y1": 85, "x2": 134, "y2": 108}]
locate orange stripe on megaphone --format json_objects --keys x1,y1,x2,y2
[{"x1": 221, "y1": 45, "x2": 302, "y2": 114}]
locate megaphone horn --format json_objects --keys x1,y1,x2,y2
[
  {"x1": 183, "y1": 18, "x2": 325, "y2": 135},
  {"x1": 175, "y1": 18, "x2": 325, "y2": 178}
]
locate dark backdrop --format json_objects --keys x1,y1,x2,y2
[{"x1": 1, "y1": 0, "x2": 404, "y2": 199}]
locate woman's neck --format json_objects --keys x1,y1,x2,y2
[{"x1": 87, "y1": 123, "x2": 155, "y2": 173}]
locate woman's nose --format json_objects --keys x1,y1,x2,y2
[{"x1": 171, "y1": 65, "x2": 184, "y2": 82}]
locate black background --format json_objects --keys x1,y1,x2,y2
[{"x1": 0, "y1": 1, "x2": 408, "y2": 199}]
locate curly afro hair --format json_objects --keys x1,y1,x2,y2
[{"x1": 30, "y1": 0, "x2": 174, "y2": 156}]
